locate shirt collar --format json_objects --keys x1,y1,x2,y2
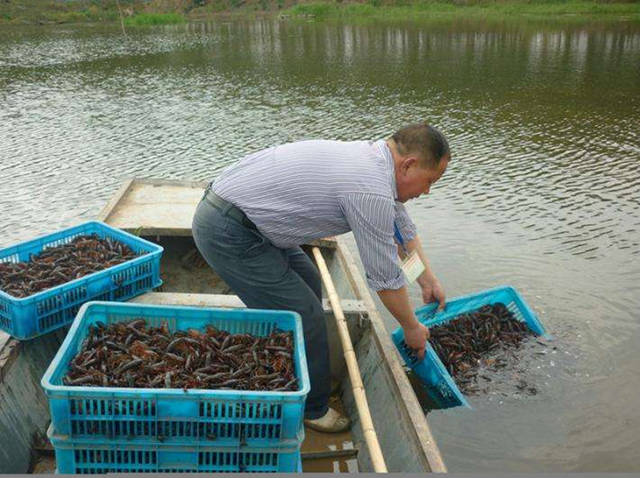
[{"x1": 374, "y1": 139, "x2": 398, "y2": 200}]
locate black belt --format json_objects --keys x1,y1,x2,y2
[{"x1": 203, "y1": 190, "x2": 258, "y2": 231}]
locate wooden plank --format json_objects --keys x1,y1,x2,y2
[
  {"x1": 335, "y1": 237, "x2": 447, "y2": 473},
  {"x1": 129, "y1": 292, "x2": 366, "y2": 315},
  {"x1": 0, "y1": 330, "x2": 66, "y2": 473},
  {"x1": 306, "y1": 237, "x2": 338, "y2": 249},
  {"x1": 96, "y1": 178, "x2": 134, "y2": 222},
  {"x1": 101, "y1": 181, "x2": 204, "y2": 236},
  {"x1": 301, "y1": 448, "x2": 359, "y2": 460},
  {"x1": 0, "y1": 332, "x2": 11, "y2": 359},
  {"x1": 0, "y1": 336, "x2": 20, "y2": 381},
  {"x1": 135, "y1": 178, "x2": 209, "y2": 188}
]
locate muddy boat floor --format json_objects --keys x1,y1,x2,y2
[{"x1": 30, "y1": 395, "x2": 357, "y2": 474}]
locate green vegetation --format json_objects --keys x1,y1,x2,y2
[
  {"x1": 0, "y1": 0, "x2": 120, "y2": 24},
  {"x1": 287, "y1": 0, "x2": 640, "y2": 23},
  {"x1": 0, "y1": 0, "x2": 638, "y2": 25},
  {"x1": 124, "y1": 12, "x2": 186, "y2": 25}
]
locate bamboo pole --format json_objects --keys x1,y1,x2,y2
[{"x1": 312, "y1": 247, "x2": 388, "y2": 473}]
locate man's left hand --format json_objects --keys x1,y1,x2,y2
[{"x1": 420, "y1": 274, "x2": 446, "y2": 311}]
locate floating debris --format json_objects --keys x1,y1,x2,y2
[
  {"x1": 0, "y1": 234, "x2": 141, "y2": 298},
  {"x1": 428, "y1": 303, "x2": 534, "y2": 395},
  {"x1": 62, "y1": 319, "x2": 298, "y2": 392}
]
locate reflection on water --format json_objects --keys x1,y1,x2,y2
[{"x1": 0, "y1": 18, "x2": 639, "y2": 472}]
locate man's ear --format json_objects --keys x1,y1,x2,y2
[{"x1": 403, "y1": 156, "x2": 418, "y2": 173}]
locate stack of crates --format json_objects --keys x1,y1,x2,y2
[{"x1": 41, "y1": 301, "x2": 310, "y2": 473}]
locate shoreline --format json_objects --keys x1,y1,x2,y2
[{"x1": 1, "y1": 0, "x2": 639, "y2": 26}]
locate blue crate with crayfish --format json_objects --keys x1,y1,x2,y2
[
  {"x1": 392, "y1": 285, "x2": 549, "y2": 409},
  {"x1": 0, "y1": 221, "x2": 163, "y2": 340},
  {"x1": 41, "y1": 301, "x2": 310, "y2": 449}
]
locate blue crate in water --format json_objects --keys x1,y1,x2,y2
[
  {"x1": 0, "y1": 221, "x2": 163, "y2": 340},
  {"x1": 48, "y1": 424, "x2": 302, "y2": 474},
  {"x1": 41, "y1": 301, "x2": 311, "y2": 447},
  {"x1": 392, "y1": 285, "x2": 549, "y2": 409}
]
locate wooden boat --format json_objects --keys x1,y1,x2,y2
[{"x1": 0, "y1": 178, "x2": 446, "y2": 473}]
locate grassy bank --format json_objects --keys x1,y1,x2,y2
[
  {"x1": 286, "y1": 1, "x2": 640, "y2": 23},
  {"x1": 0, "y1": 0, "x2": 189, "y2": 25},
  {"x1": 1, "y1": 0, "x2": 638, "y2": 25},
  {"x1": 124, "y1": 12, "x2": 186, "y2": 26}
]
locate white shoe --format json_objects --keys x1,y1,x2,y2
[{"x1": 304, "y1": 407, "x2": 351, "y2": 433}]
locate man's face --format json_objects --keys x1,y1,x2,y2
[{"x1": 396, "y1": 155, "x2": 449, "y2": 203}]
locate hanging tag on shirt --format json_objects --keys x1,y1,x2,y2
[
  {"x1": 401, "y1": 249, "x2": 425, "y2": 284},
  {"x1": 394, "y1": 222, "x2": 425, "y2": 284}
]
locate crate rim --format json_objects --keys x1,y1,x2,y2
[
  {"x1": 414, "y1": 284, "x2": 551, "y2": 339},
  {"x1": 41, "y1": 300, "x2": 311, "y2": 398},
  {"x1": 0, "y1": 220, "x2": 163, "y2": 303},
  {"x1": 47, "y1": 424, "x2": 303, "y2": 450},
  {"x1": 425, "y1": 346, "x2": 471, "y2": 409}
]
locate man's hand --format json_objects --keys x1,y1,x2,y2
[
  {"x1": 403, "y1": 322, "x2": 430, "y2": 360},
  {"x1": 420, "y1": 273, "x2": 446, "y2": 311}
]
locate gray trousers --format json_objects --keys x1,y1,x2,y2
[{"x1": 191, "y1": 196, "x2": 330, "y2": 419}]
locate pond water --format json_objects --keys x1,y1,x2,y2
[{"x1": 1, "y1": 18, "x2": 639, "y2": 472}]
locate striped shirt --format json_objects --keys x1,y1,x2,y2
[{"x1": 212, "y1": 139, "x2": 417, "y2": 291}]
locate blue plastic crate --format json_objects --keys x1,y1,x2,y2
[
  {"x1": 392, "y1": 285, "x2": 549, "y2": 409},
  {"x1": 41, "y1": 301, "x2": 310, "y2": 447},
  {"x1": 0, "y1": 221, "x2": 163, "y2": 340},
  {"x1": 48, "y1": 424, "x2": 302, "y2": 474}
]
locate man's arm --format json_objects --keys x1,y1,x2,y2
[
  {"x1": 377, "y1": 286, "x2": 430, "y2": 359},
  {"x1": 340, "y1": 194, "x2": 432, "y2": 358},
  {"x1": 398, "y1": 234, "x2": 446, "y2": 310}
]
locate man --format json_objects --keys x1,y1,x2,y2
[{"x1": 192, "y1": 122, "x2": 449, "y2": 433}]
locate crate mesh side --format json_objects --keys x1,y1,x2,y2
[
  {"x1": 113, "y1": 260, "x2": 154, "y2": 300},
  {"x1": 68, "y1": 399, "x2": 284, "y2": 441},
  {"x1": 70, "y1": 398, "x2": 156, "y2": 416},
  {"x1": 72, "y1": 420, "x2": 157, "y2": 437},
  {"x1": 36, "y1": 285, "x2": 89, "y2": 332},
  {"x1": 66, "y1": 448, "x2": 286, "y2": 473},
  {"x1": 94, "y1": 291, "x2": 112, "y2": 301},
  {"x1": 74, "y1": 448, "x2": 157, "y2": 466},
  {"x1": 507, "y1": 301, "x2": 524, "y2": 322},
  {"x1": 44, "y1": 233, "x2": 81, "y2": 250},
  {"x1": 198, "y1": 451, "x2": 279, "y2": 471},
  {"x1": 65, "y1": 287, "x2": 88, "y2": 304},
  {"x1": 113, "y1": 284, "x2": 133, "y2": 300},
  {"x1": 37, "y1": 295, "x2": 63, "y2": 316},
  {"x1": 0, "y1": 298, "x2": 10, "y2": 331},
  {"x1": 0, "y1": 253, "x2": 20, "y2": 263},
  {"x1": 35, "y1": 259, "x2": 156, "y2": 333},
  {"x1": 38, "y1": 305, "x2": 78, "y2": 332}
]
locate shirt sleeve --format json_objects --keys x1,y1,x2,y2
[
  {"x1": 394, "y1": 201, "x2": 417, "y2": 243},
  {"x1": 340, "y1": 192, "x2": 406, "y2": 291}
]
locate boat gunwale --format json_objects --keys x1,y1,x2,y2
[{"x1": 335, "y1": 236, "x2": 447, "y2": 472}]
